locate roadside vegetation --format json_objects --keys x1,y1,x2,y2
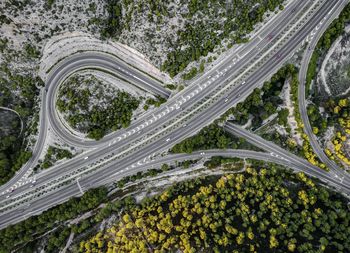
[
  {"x1": 56, "y1": 74, "x2": 140, "y2": 140},
  {"x1": 288, "y1": 65, "x2": 327, "y2": 170},
  {"x1": 79, "y1": 166, "x2": 350, "y2": 252},
  {"x1": 115, "y1": 160, "x2": 202, "y2": 189},
  {"x1": 143, "y1": 95, "x2": 167, "y2": 110},
  {"x1": 115, "y1": 163, "x2": 175, "y2": 188},
  {"x1": 160, "y1": 0, "x2": 284, "y2": 77},
  {"x1": 40, "y1": 146, "x2": 73, "y2": 170},
  {"x1": 220, "y1": 64, "x2": 294, "y2": 129},
  {"x1": 204, "y1": 156, "x2": 244, "y2": 170},
  {"x1": 171, "y1": 124, "x2": 261, "y2": 153},
  {"x1": 322, "y1": 98, "x2": 350, "y2": 170},
  {"x1": 101, "y1": 0, "x2": 284, "y2": 78}
]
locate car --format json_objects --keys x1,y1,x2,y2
[
  {"x1": 84, "y1": 156, "x2": 89, "y2": 160},
  {"x1": 200, "y1": 152, "x2": 205, "y2": 155},
  {"x1": 242, "y1": 81, "x2": 246, "y2": 85},
  {"x1": 166, "y1": 138, "x2": 171, "y2": 142},
  {"x1": 6, "y1": 195, "x2": 10, "y2": 199},
  {"x1": 183, "y1": 124, "x2": 187, "y2": 128},
  {"x1": 224, "y1": 97, "x2": 229, "y2": 103}
]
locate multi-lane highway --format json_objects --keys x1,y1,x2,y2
[
  {"x1": 0, "y1": 148, "x2": 334, "y2": 229},
  {"x1": 0, "y1": 0, "x2": 348, "y2": 229}
]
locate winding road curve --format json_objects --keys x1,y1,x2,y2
[{"x1": 298, "y1": 0, "x2": 350, "y2": 183}]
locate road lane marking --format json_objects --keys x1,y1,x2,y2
[{"x1": 76, "y1": 178, "x2": 84, "y2": 195}]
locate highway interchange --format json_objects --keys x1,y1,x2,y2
[
  {"x1": 0, "y1": 0, "x2": 310, "y2": 194},
  {"x1": 0, "y1": 0, "x2": 349, "y2": 229}
]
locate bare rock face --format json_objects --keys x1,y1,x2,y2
[{"x1": 322, "y1": 29, "x2": 350, "y2": 96}]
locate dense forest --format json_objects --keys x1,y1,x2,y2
[{"x1": 80, "y1": 166, "x2": 350, "y2": 252}]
